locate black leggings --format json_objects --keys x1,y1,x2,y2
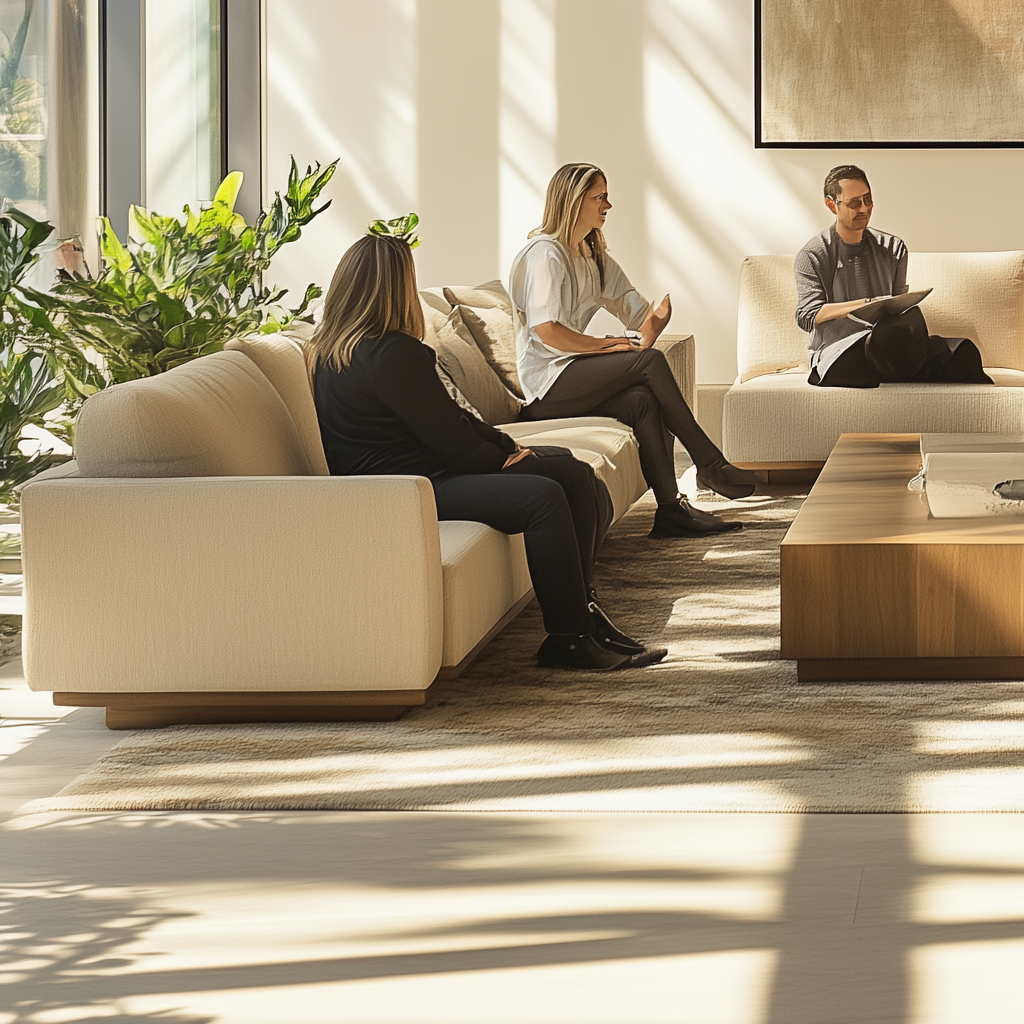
[
  {"x1": 432, "y1": 451, "x2": 611, "y2": 635},
  {"x1": 813, "y1": 307, "x2": 993, "y2": 388},
  {"x1": 519, "y1": 349, "x2": 722, "y2": 504}
]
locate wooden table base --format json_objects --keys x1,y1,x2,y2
[
  {"x1": 782, "y1": 434, "x2": 1024, "y2": 680},
  {"x1": 797, "y1": 657, "x2": 1024, "y2": 682}
]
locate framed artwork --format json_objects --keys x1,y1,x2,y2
[{"x1": 755, "y1": 0, "x2": 1024, "y2": 148}]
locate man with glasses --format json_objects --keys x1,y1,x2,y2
[{"x1": 795, "y1": 165, "x2": 990, "y2": 388}]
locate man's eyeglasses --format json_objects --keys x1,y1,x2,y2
[{"x1": 837, "y1": 194, "x2": 873, "y2": 211}]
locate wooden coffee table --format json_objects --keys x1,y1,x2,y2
[{"x1": 781, "y1": 433, "x2": 1024, "y2": 681}]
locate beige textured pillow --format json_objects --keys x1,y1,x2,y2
[
  {"x1": 452, "y1": 303, "x2": 524, "y2": 398},
  {"x1": 443, "y1": 280, "x2": 513, "y2": 316},
  {"x1": 426, "y1": 307, "x2": 523, "y2": 425}
]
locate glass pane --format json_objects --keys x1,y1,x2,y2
[
  {"x1": 0, "y1": 0, "x2": 49, "y2": 217},
  {"x1": 145, "y1": 0, "x2": 222, "y2": 213}
]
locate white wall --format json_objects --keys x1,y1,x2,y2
[{"x1": 265, "y1": 0, "x2": 1024, "y2": 383}]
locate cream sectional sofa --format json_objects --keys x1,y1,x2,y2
[
  {"x1": 723, "y1": 251, "x2": 1024, "y2": 466},
  {"x1": 21, "y1": 290, "x2": 693, "y2": 728}
]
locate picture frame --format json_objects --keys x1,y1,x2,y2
[{"x1": 755, "y1": 0, "x2": 1024, "y2": 149}]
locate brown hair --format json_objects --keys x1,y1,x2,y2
[
  {"x1": 824, "y1": 165, "x2": 870, "y2": 203},
  {"x1": 307, "y1": 234, "x2": 424, "y2": 372},
  {"x1": 530, "y1": 162, "x2": 608, "y2": 287}
]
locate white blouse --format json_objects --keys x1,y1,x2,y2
[{"x1": 508, "y1": 234, "x2": 651, "y2": 403}]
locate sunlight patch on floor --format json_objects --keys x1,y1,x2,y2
[{"x1": 910, "y1": 939, "x2": 1024, "y2": 1024}]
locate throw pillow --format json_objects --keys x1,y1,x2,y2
[
  {"x1": 426, "y1": 307, "x2": 523, "y2": 425},
  {"x1": 442, "y1": 280, "x2": 513, "y2": 316},
  {"x1": 434, "y1": 362, "x2": 484, "y2": 420},
  {"x1": 452, "y1": 303, "x2": 524, "y2": 399},
  {"x1": 419, "y1": 288, "x2": 452, "y2": 316}
]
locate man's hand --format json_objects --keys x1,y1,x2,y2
[
  {"x1": 503, "y1": 447, "x2": 534, "y2": 469},
  {"x1": 814, "y1": 297, "x2": 874, "y2": 324}
]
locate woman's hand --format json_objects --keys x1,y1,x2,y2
[
  {"x1": 503, "y1": 447, "x2": 534, "y2": 469},
  {"x1": 535, "y1": 321, "x2": 639, "y2": 355},
  {"x1": 638, "y1": 294, "x2": 671, "y2": 347}
]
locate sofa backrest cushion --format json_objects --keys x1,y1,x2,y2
[
  {"x1": 737, "y1": 255, "x2": 807, "y2": 382},
  {"x1": 225, "y1": 332, "x2": 329, "y2": 475},
  {"x1": 905, "y1": 251, "x2": 1024, "y2": 372},
  {"x1": 737, "y1": 250, "x2": 1024, "y2": 382},
  {"x1": 75, "y1": 350, "x2": 317, "y2": 478}
]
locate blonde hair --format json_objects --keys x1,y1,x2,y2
[
  {"x1": 530, "y1": 162, "x2": 608, "y2": 286},
  {"x1": 307, "y1": 234, "x2": 424, "y2": 372}
]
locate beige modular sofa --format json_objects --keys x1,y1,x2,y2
[
  {"x1": 722, "y1": 251, "x2": 1024, "y2": 468},
  {"x1": 21, "y1": 287, "x2": 693, "y2": 728}
]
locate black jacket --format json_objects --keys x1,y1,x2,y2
[{"x1": 313, "y1": 330, "x2": 517, "y2": 481}]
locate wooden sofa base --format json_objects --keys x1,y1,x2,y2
[{"x1": 53, "y1": 689, "x2": 430, "y2": 729}]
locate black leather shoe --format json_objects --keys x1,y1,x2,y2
[
  {"x1": 537, "y1": 633, "x2": 631, "y2": 671},
  {"x1": 696, "y1": 457, "x2": 757, "y2": 499},
  {"x1": 648, "y1": 499, "x2": 742, "y2": 538},
  {"x1": 624, "y1": 646, "x2": 669, "y2": 667},
  {"x1": 588, "y1": 592, "x2": 645, "y2": 654}
]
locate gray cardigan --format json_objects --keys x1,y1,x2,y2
[{"x1": 794, "y1": 225, "x2": 908, "y2": 377}]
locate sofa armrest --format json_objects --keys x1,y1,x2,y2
[
  {"x1": 20, "y1": 475, "x2": 443, "y2": 694},
  {"x1": 655, "y1": 334, "x2": 696, "y2": 415}
]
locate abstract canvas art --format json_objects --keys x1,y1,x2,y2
[{"x1": 756, "y1": 0, "x2": 1024, "y2": 147}]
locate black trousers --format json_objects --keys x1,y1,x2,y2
[
  {"x1": 432, "y1": 449, "x2": 611, "y2": 636},
  {"x1": 811, "y1": 307, "x2": 993, "y2": 388},
  {"x1": 519, "y1": 349, "x2": 722, "y2": 504}
]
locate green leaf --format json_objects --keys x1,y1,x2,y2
[{"x1": 214, "y1": 170, "x2": 244, "y2": 211}]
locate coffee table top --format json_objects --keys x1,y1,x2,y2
[{"x1": 782, "y1": 433, "x2": 1024, "y2": 546}]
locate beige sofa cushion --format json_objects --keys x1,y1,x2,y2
[
  {"x1": 501, "y1": 416, "x2": 646, "y2": 521},
  {"x1": 736, "y1": 255, "x2": 808, "y2": 383},
  {"x1": 906, "y1": 251, "x2": 1024, "y2": 372},
  {"x1": 723, "y1": 368, "x2": 1024, "y2": 464},
  {"x1": 438, "y1": 520, "x2": 532, "y2": 668},
  {"x1": 75, "y1": 350, "x2": 316, "y2": 478},
  {"x1": 225, "y1": 332, "x2": 329, "y2": 476}
]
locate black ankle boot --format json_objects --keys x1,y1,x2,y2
[
  {"x1": 588, "y1": 590, "x2": 645, "y2": 654},
  {"x1": 696, "y1": 457, "x2": 757, "y2": 499},
  {"x1": 537, "y1": 633, "x2": 631, "y2": 671},
  {"x1": 649, "y1": 499, "x2": 742, "y2": 538}
]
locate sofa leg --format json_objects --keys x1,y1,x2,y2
[{"x1": 53, "y1": 690, "x2": 428, "y2": 729}]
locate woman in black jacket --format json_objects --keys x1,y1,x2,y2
[{"x1": 309, "y1": 230, "x2": 664, "y2": 671}]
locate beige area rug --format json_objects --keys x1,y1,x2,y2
[{"x1": 25, "y1": 491, "x2": 1024, "y2": 814}]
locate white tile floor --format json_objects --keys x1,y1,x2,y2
[{"x1": 3, "y1": 659, "x2": 1024, "y2": 1024}]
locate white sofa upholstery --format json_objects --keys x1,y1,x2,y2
[
  {"x1": 723, "y1": 251, "x2": 1024, "y2": 465},
  {"x1": 21, "y1": 317, "x2": 693, "y2": 728}
]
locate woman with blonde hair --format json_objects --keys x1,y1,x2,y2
[
  {"x1": 310, "y1": 230, "x2": 665, "y2": 671},
  {"x1": 510, "y1": 163, "x2": 756, "y2": 538}
]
